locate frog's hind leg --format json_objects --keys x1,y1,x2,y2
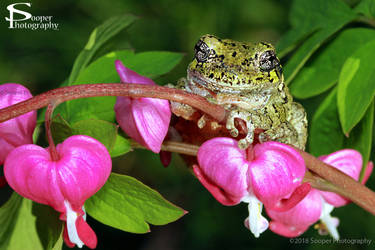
[
  {"x1": 258, "y1": 123, "x2": 300, "y2": 148},
  {"x1": 258, "y1": 102, "x2": 307, "y2": 150},
  {"x1": 288, "y1": 102, "x2": 308, "y2": 150}
]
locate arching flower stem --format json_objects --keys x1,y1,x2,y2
[
  {"x1": 45, "y1": 102, "x2": 60, "y2": 161},
  {"x1": 0, "y1": 83, "x2": 374, "y2": 215}
]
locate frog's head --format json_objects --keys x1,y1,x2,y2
[{"x1": 188, "y1": 34, "x2": 283, "y2": 94}]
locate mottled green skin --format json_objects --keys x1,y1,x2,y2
[{"x1": 175, "y1": 34, "x2": 307, "y2": 149}]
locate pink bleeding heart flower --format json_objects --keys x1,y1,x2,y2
[
  {"x1": 266, "y1": 149, "x2": 373, "y2": 240},
  {"x1": 0, "y1": 83, "x2": 36, "y2": 165},
  {"x1": 4, "y1": 135, "x2": 112, "y2": 249},
  {"x1": 114, "y1": 60, "x2": 171, "y2": 153},
  {"x1": 193, "y1": 137, "x2": 309, "y2": 238}
]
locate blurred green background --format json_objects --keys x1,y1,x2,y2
[{"x1": 1, "y1": 0, "x2": 374, "y2": 249}]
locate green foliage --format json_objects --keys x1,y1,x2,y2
[
  {"x1": 290, "y1": 28, "x2": 375, "y2": 99},
  {"x1": 0, "y1": 194, "x2": 62, "y2": 250},
  {"x1": 0, "y1": 193, "x2": 23, "y2": 248},
  {"x1": 279, "y1": 0, "x2": 357, "y2": 84},
  {"x1": 85, "y1": 173, "x2": 186, "y2": 233},
  {"x1": 337, "y1": 40, "x2": 375, "y2": 134},
  {"x1": 33, "y1": 203, "x2": 63, "y2": 250},
  {"x1": 309, "y1": 88, "x2": 344, "y2": 156},
  {"x1": 281, "y1": 0, "x2": 375, "y2": 179},
  {"x1": 65, "y1": 50, "x2": 183, "y2": 123},
  {"x1": 355, "y1": 0, "x2": 375, "y2": 18},
  {"x1": 68, "y1": 14, "x2": 138, "y2": 84},
  {"x1": 3, "y1": 0, "x2": 375, "y2": 249}
]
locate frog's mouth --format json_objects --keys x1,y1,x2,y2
[
  {"x1": 188, "y1": 70, "x2": 276, "y2": 95},
  {"x1": 188, "y1": 70, "x2": 242, "y2": 94}
]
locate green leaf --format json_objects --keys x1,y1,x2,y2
[
  {"x1": 68, "y1": 14, "x2": 138, "y2": 84},
  {"x1": 110, "y1": 134, "x2": 132, "y2": 157},
  {"x1": 51, "y1": 115, "x2": 73, "y2": 144},
  {"x1": 75, "y1": 50, "x2": 184, "y2": 83},
  {"x1": 5, "y1": 196, "x2": 62, "y2": 250},
  {"x1": 277, "y1": 0, "x2": 356, "y2": 57},
  {"x1": 337, "y1": 40, "x2": 375, "y2": 134},
  {"x1": 33, "y1": 203, "x2": 63, "y2": 250},
  {"x1": 85, "y1": 173, "x2": 186, "y2": 233},
  {"x1": 284, "y1": 24, "x2": 355, "y2": 85},
  {"x1": 0, "y1": 193, "x2": 23, "y2": 248},
  {"x1": 355, "y1": 0, "x2": 375, "y2": 19},
  {"x1": 309, "y1": 88, "x2": 345, "y2": 156},
  {"x1": 344, "y1": 101, "x2": 374, "y2": 181},
  {"x1": 66, "y1": 50, "x2": 183, "y2": 123},
  {"x1": 290, "y1": 28, "x2": 375, "y2": 99},
  {"x1": 71, "y1": 119, "x2": 118, "y2": 152}
]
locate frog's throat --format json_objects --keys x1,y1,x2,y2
[{"x1": 187, "y1": 70, "x2": 277, "y2": 95}]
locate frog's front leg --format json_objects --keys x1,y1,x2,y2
[
  {"x1": 167, "y1": 78, "x2": 198, "y2": 120},
  {"x1": 226, "y1": 109, "x2": 255, "y2": 149}
]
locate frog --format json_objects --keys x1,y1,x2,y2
[{"x1": 170, "y1": 34, "x2": 307, "y2": 150}]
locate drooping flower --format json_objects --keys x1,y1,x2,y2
[
  {"x1": 114, "y1": 60, "x2": 171, "y2": 153},
  {"x1": 266, "y1": 149, "x2": 373, "y2": 239},
  {"x1": 4, "y1": 135, "x2": 112, "y2": 249},
  {"x1": 193, "y1": 137, "x2": 309, "y2": 237},
  {"x1": 0, "y1": 83, "x2": 36, "y2": 165}
]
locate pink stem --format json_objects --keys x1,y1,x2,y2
[
  {"x1": 45, "y1": 103, "x2": 60, "y2": 161},
  {"x1": 0, "y1": 84, "x2": 226, "y2": 123}
]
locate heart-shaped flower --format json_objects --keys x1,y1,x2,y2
[
  {"x1": 114, "y1": 60, "x2": 171, "y2": 153},
  {"x1": 4, "y1": 135, "x2": 112, "y2": 249},
  {"x1": 266, "y1": 149, "x2": 373, "y2": 239},
  {"x1": 193, "y1": 138, "x2": 309, "y2": 237},
  {"x1": 0, "y1": 83, "x2": 36, "y2": 165}
]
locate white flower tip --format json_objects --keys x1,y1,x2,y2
[
  {"x1": 65, "y1": 201, "x2": 84, "y2": 248},
  {"x1": 319, "y1": 202, "x2": 340, "y2": 241},
  {"x1": 245, "y1": 196, "x2": 269, "y2": 238}
]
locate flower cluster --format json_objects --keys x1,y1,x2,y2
[
  {"x1": 1, "y1": 84, "x2": 112, "y2": 249},
  {"x1": 193, "y1": 138, "x2": 373, "y2": 238},
  {"x1": 1, "y1": 60, "x2": 373, "y2": 249}
]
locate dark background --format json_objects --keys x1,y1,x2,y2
[{"x1": 1, "y1": 0, "x2": 374, "y2": 249}]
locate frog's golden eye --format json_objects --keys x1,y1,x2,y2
[
  {"x1": 194, "y1": 40, "x2": 210, "y2": 63},
  {"x1": 259, "y1": 50, "x2": 280, "y2": 72}
]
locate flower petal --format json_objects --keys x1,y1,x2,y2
[
  {"x1": 115, "y1": 60, "x2": 154, "y2": 85},
  {"x1": 4, "y1": 135, "x2": 112, "y2": 213},
  {"x1": 248, "y1": 141, "x2": 305, "y2": 208},
  {"x1": 196, "y1": 138, "x2": 249, "y2": 204},
  {"x1": 361, "y1": 161, "x2": 373, "y2": 184},
  {"x1": 266, "y1": 189, "x2": 323, "y2": 237},
  {"x1": 268, "y1": 221, "x2": 309, "y2": 238},
  {"x1": 318, "y1": 149, "x2": 362, "y2": 207},
  {"x1": 319, "y1": 202, "x2": 339, "y2": 240},
  {"x1": 131, "y1": 97, "x2": 171, "y2": 153},
  {"x1": 114, "y1": 61, "x2": 171, "y2": 153},
  {"x1": 244, "y1": 195, "x2": 269, "y2": 238},
  {"x1": 76, "y1": 215, "x2": 97, "y2": 249},
  {"x1": 193, "y1": 164, "x2": 239, "y2": 205},
  {"x1": 0, "y1": 83, "x2": 36, "y2": 164}
]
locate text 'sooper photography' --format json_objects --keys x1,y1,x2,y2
[{"x1": 1, "y1": 0, "x2": 375, "y2": 249}]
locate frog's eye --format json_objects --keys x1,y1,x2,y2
[
  {"x1": 259, "y1": 50, "x2": 280, "y2": 72},
  {"x1": 194, "y1": 40, "x2": 210, "y2": 63}
]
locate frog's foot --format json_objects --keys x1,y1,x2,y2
[
  {"x1": 167, "y1": 80, "x2": 198, "y2": 120},
  {"x1": 226, "y1": 110, "x2": 255, "y2": 149},
  {"x1": 197, "y1": 114, "x2": 209, "y2": 128},
  {"x1": 170, "y1": 101, "x2": 197, "y2": 120}
]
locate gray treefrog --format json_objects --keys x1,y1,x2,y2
[{"x1": 171, "y1": 34, "x2": 307, "y2": 150}]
